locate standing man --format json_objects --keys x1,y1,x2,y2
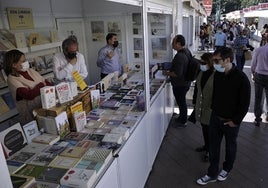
[
  {"x1": 251, "y1": 37, "x2": 268, "y2": 126},
  {"x1": 214, "y1": 26, "x2": 227, "y2": 50},
  {"x1": 53, "y1": 36, "x2": 88, "y2": 84},
  {"x1": 96, "y1": 33, "x2": 121, "y2": 79},
  {"x1": 197, "y1": 47, "x2": 250, "y2": 185},
  {"x1": 163, "y1": 34, "x2": 191, "y2": 128},
  {"x1": 233, "y1": 29, "x2": 250, "y2": 71}
]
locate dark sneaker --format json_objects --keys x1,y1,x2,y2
[
  {"x1": 195, "y1": 146, "x2": 206, "y2": 152},
  {"x1": 255, "y1": 121, "x2": 260, "y2": 127},
  {"x1": 217, "y1": 170, "x2": 228, "y2": 181},
  {"x1": 196, "y1": 175, "x2": 216, "y2": 185}
]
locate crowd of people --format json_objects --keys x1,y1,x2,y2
[{"x1": 169, "y1": 20, "x2": 268, "y2": 186}]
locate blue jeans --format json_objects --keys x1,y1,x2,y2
[
  {"x1": 172, "y1": 85, "x2": 190, "y2": 124},
  {"x1": 235, "y1": 54, "x2": 245, "y2": 71},
  {"x1": 254, "y1": 73, "x2": 268, "y2": 121},
  {"x1": 207, "y1": 112, "x2": 240, "y2": 177}
]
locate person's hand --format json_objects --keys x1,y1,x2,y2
[
  {"x1": 107, "y1": 51, "x2": 115, "y2": 59},
  {"x1": 251, "y1": 73, "x2": 255, "y2": 82},
  {"x1": 224, "y1": 121, "x2": 237, "y2": 127},
  {"x1": 69, "y1": 58, "x2": 77, "y2": 65}
]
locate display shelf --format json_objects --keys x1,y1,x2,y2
[{"x1": 29, "y1": 41, "x2": 62, "y2": 52}]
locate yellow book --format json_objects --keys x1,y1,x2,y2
[
  {"x1": 72, "y1": 70, "x2": 87, "y2": 91},
  {"x1": 70, "y1": 101, "x2": 83, "y2": 114}
]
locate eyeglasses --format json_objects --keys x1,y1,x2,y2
[
  {"x1": 200, "y1": 61, "x2": 207, "y2": 65},
  {"x1": 212, "y1": 58, "x2": 223, "y2": 64}
]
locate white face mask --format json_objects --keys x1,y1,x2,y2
[
  {"x1": 21, "y1": 61, "x2": 30, "y2": 72},
  {"x1": 200, "y1": 65, "x2": 208, "y2": 72},
  {"x1": 213, "y1": 64, "x2": 225, "y2": 73}
]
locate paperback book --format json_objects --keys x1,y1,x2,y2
[
  {"x1": 73, "y1": 111, "x2": 87, "y2": 132},
  {"x1": 55, "y1": 82, "x2": 73, "y2": 104},
  {"x1": 11, "y1": 174, "x2": 35, "y2": 188},
  {"x1": 60, "y1": 168, "x2": 97, "y2": 188},
  {"x1": 85, "y1": 134, "x2": 104, "y2": 142},
  {"x1": 83, "y1": 148, "x2": 113, "y2": 164},
  {"x1": 32, "y1": 133, "x2": 60, "y2": 145},
  {"x1": 49, "y1": 156, "x2": 80, "y2": 169},
  {"x1": 102, "y1": 133, "x2": 123, "y2": 144},
  {"x1": 59, "y1": 146, "x2": 87, "y2": 158},
  {"x1": 6, "y1": 160, "x2": 26, "y2": 174},
  {"x1": 15, "y1": 164, "x2": 46, "y2": 178},
  {"x1": 22, "y1": 120, "x2": 41, "y2": 143},
  {"x1": 0, "y1": 122, "x2": 27, "y2": 157},
  {"x1": 75, "y1": 140, "x2": 99, "y2": 150},
  {"x1": 28, "y1": 152, "x2": 57, "y2": 166},
  {"x1": 40, "y1": 86, "x2": 56, "y2": 109},
  {"x1": 36, "y1": 166, "x2": 67, "y2": 185},
  {"x1": 75, "y1": 158, "x2": 105, "y2": 175},
  {"x1": 63, "y1": 132, "x2": 88, "y2": 141},
  {"x1": 90, "y1": 89, "x2": 100, "y2": 109}
]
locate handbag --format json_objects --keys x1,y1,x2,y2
[{"x1": 244, "y1": 51, "x2": 252, "y2": 61}]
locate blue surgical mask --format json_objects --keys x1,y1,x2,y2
[
  {"x1": 213, "y1": 64, "x2": 225, "y2": 72},
  {"x1": 200, "y1": 65, "x2": 208, "y2": 72}
]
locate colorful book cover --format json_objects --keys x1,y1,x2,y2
[
  {"x1": 15, "y1": 164, "x2": 46, "y2": 178},
  {"x1": 55, "y1": 82, "x2": 73, "y2": 104},
  {"x1": 36, "y1": 166, "x2": 67, "y2": 184},
  {"x1": 73, "y1": 111, "x2": 87, "y2": 132},
  {"x1": 40, "y1": 86, "x2": 56, "y2": 109},
  {"x1": 90, "y1": 89, "x2": 100, "y2": 109},
  {"x1": 70, "y1": 101, "x2": 83, "y2": 114},
  {"x1": 55, "y1": 111, "x2": 70, "y2": 139}
]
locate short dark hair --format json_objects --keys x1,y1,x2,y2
[
  {"x1": 106, "y1": 33, "x2": 117, "y2": 43},
  {"x1": 174, "y1": 34, "x2": 185, "y2": 46},
  {"x1": 62, "y1": 36, "x2": 78, "y2": 52},
  {"x1": 213, "y1": 46, "x2": 234, "y2": 62},
  {"x1": 3, "y1": 49, "x2": 24, "y2": 76}
]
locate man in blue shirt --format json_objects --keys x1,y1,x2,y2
[
  {"x1": 96, "y1": 33, "x2": 121, "y2": 79},
  {"x1": 214, "y1": 27, "x2": 227, "y2": 50}
]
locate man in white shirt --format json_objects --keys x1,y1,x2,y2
[{"x1": 53, "y1": 36, "x2": 88, "y2": 84}]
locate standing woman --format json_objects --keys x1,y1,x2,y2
[
  {"x1": 192, "y1": 52, "x2": 214, "y2": 161},
  {"x1": 3, "y1": 49, "x2": 52, "y2": 125}
]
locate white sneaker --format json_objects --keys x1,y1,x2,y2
[
  {"x1": 196, "y1": 175, "x2": 217, "y2": 185},
  {"x1": 217, "y1": 170, "x2": 228, "y2": 181}
]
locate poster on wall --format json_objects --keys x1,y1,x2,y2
[
  {"x1": 107, "y1": 22, "x2": 121, "y2": 40},
  {"x1": 91, "y1": 21, "x2": 105, "y2": 42},
  {"x1": 6, "y1": 7, "x2": 34, "y2": 30}
]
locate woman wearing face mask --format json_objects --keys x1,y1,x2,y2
[
  {"x1": 53, "y1": 36, "x2": 88, "y2": 84},
  {"x1": 96, "y1": 33, "x2": 121, "y2": 79},
  {"x1": 3, "y1": 49, "x2": 52, "y2": 124},
  {"x1": 190, "y1": 52, "x2": 214, "y2": 162}
]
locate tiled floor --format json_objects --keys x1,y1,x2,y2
[{"x1": 145, "y1": 40, "x2": 268, "y2": 188}]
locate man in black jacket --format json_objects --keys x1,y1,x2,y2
[
  {"x1": 163, "y1": 34, "x2": 192, "y2": 128},
  {"x1": 197, "y1": 47, "x2": 251, "y2": 185}
]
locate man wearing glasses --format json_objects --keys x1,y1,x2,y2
[{"x1": 197, "y1": 47, "x2": 251, "y2": 185}]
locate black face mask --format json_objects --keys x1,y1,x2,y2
[
  {"x1": 66, "y1": 52, "x2": 76, "y2": 59},
  {"x1": 113, "y1": 41, "x2": 119, "y2": 48}
]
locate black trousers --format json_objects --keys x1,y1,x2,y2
[{"x1": 207, "y1": 112, "x2": 240, "y2": 178}]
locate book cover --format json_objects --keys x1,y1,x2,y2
[
  {"x1": 70, "y1": 101, "x2": 83, "y2": 114},
  {"x1": 90, "y1": 89, "x2": 100, "y2": 109},
  {"x1": 40, "y1": 86, "x2": 56, "y2": 109},
  {"x1": 1, "y1": 92, "x2": 16, "y2": 109},
  {"x1": 32, "y1": 133, "x2": 60, "y2": 145},
  {"x1": 8, "y1": 151, "x2": 36, "y2": 163},
  {"x1": 93, "y1": 127, "x2": 111, "y2": 135},
  {"x1": 75, "y1": 140, "x2": 99, "y2": 150},
  {"x1": 49, "y1": 156, "x2": 79, "y2": 169},
  {"x1": 6, "y1": 160, "x2": 25, "y2": 174},
  {"x1": 75, "y1": 158, "x2": 105, "y2": 175},
  {"x1": 98, "y1": 141, "x2": 121, "y2": 151},
  {"x1": 106, "y1": 119, "x2": 122, "y2": 126},
  {"x1": 100, "y1": 99, "x2": 119, "y2": 109},
  {"x1": 63, "y1": 132, "x2": 88, "y2": 141},
  {"x1": 85, "y1": 119, "x2": 104, "y2": 129},
  {"x1": 60, "y1": 168, "x2": 97, "y2": 188},
  {"x1": 0, "y1": 33, "x2": 16, "y2": 49},
  {"x1": 72, "y1": 70, "x2": 87, "y2": 91},
  {"x1": 55, "y1": 82, "x2": 73, "y2": 104},
  {"x1": 29, "y1": 32, "x2": 40, "y2": 46},
  {"x1": 15, "y1": 164, "x2": 46, "y2": 178},
  {"x1": 21, "y1": 142, "x2": 49, "y2": 153},
  {"x1": 36, "y1": 166, "x2": 67, "y2": 184},
  {"x1": 83, "y1": 148, "x2": 113, "y2": 164},
  {"x1": 28, "y1": 152, "x2": 57, "y2": 166},
  {"x1": 73, "y1": 111, "x2": 87, "y2": 132},
  {"x1": 85, "y1": 134, "x2": 104, "y2": 142},
  {"x1": 54, "y1": 111, "x2": 70, "y2": 139},
  {"x1": 102, "y1": 133, "x2": 123, "y2": 144},
  {"x1": 0, "y1": 122, "x2": 27, "y2": 157},
  {"x1": 14, "y1": 32, "x2": 27, "y2": 48},
  {"x1": 37, "y1": 115, "x2": 58, "y2": 136},
  {"x1": 11, "y1": 174, "x2": 35, "y2": 188},
  {"x1": 89, "y1": 108, "x2": 105, "y2": 117},
  {"x1": 42, "y1": 142, "x2": 68, "y2": 155},
  {"x1": 60, "y1": 146, "x2": 87, "y2": 158},
  {"x1": 0, "y1": 95, "x2": 10, "y2": 115},
  {"x1": 110, "y1": 126, "x2": 130, "y2": 141},
  {"x1": 69, "y1": 81, "x2": 78, "y2": 98},
  {"x1": 22, "y1": 120, "x2": 41, "y2": 143}
]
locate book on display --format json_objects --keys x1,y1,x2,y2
[
  {"x1": 49, "y1": 156, "x2": 79, "y2": 169},
  {"x1": 40, "y1": 86, "x2": 56, "y2": 109},
  {"x1": 75, "y1": 158, "x2": 105, "y2": 175},
  {"x1": 60, "y1": 146, "x2": 87, "y2": 158},
  {"x1": 22, "y1": 120, "x2": 41, "y2": 143},
  {"x1": 83, "y1": 148, "x2": 113, "y2": 164},
  {"x1": 14, "y1": 164, "x2": 46, "y2": 178},
  {"x1": 55, "y1": 82, "x2": 73, "y2": 104},
  {"x1": 32, "y1": 133, "x2": 60, "y2": 145},
  {"x1": 28, "y1": 152, "x2": 57, "y2": 166}
]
